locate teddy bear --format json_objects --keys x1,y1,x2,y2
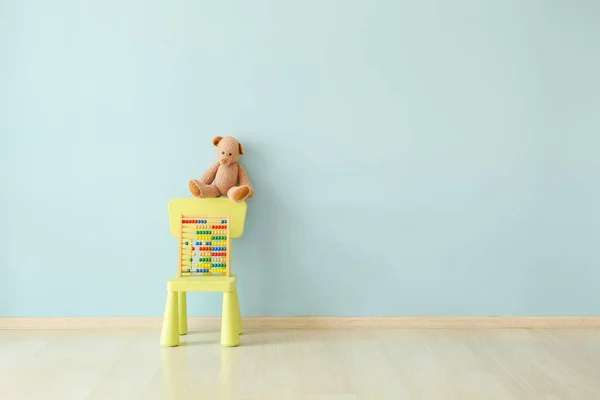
[{"x1": 189, "y1": 136, "x2": 254, "y2": 203}]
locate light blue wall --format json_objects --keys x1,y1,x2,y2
[{"x1": 1, "y1": 1, "x2": 599, "y2": 317}]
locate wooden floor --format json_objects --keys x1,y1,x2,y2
[{"x1": 1, "y1": 328, "x2": 599, "y2": 400}]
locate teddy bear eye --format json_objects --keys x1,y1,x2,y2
[
  {"x1": 228, "y1": 153, "x2": 232, "y2": 156},
  {"x1": 221, "y1": 151, "x2": 225, "y2": 154}
]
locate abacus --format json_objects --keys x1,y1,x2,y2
[{"x1": 178, "y1": 214, "x2": 231, "y2": 277}]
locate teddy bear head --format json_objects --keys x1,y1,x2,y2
[{"x1": 213, "y1": 136, "x2": 244, "y2": 165}]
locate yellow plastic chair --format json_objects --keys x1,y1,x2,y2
[{"x1": 160, "y1": 198, "x2": 247, "y2": 347}]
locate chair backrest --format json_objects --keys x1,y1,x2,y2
[
  {"x1": 168, "y1": 198, "x2": 247, "y2": 239},
  {"x1": 169, "y1": 198, "x2": 248, "y2": 277}
]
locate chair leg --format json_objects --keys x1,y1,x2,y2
[
  {"x1": 178, "y1": 291, "x2": 188, "y2": 335},
  {"x1": 220, "y1": 291, "x2": 240, "y2": 347},
  {"x1": 160, "y1": 291, "x2": 179, "y2": 347},
  {"x1": 233, "y1": 289, "x2": 242, "y2": 335}
]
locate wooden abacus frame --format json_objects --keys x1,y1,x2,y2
[{"x1": 178, "y1": 214, "x2": 231, "y2": 278}]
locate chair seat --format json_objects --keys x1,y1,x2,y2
[{"x1": 167, "y1": 274, "x2": 237, "y2": 292}]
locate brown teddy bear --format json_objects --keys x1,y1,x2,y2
[{"x1": 189, "y1": 136, "x2": 254, "y2": 203}]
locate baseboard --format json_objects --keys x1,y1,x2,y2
[{"x1": 1, "y1": 316, "x2": 599, "y2": 330}]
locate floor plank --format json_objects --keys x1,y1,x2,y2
[{"x1": 0, "y1": 329, "x2": 599, "y2": 399}]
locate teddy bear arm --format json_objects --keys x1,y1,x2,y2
[
  {"x1": 199, "y1": 162, "x2": 220, "y2": 184},
  {"x1": 238, "y1": 164, "x2": 254, "y2": 198}
]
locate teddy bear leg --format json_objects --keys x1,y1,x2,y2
[
  {"x1": 189, "y1": 180, "x2": 221, "y2": 198},
  {"x1": 227, "y1": 185, "x2": 251, "y2": 203}
]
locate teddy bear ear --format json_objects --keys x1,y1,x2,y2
[
  {"x1": 212, "y1": 136, "x2": 223, "y2": 146},
  {"x1": 238, "y1": 142, "x2": 244, "y2": 155}
]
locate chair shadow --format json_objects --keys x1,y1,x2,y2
[{"x1": 181, "y1": 328, "x2": 304, "y2": 347}]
